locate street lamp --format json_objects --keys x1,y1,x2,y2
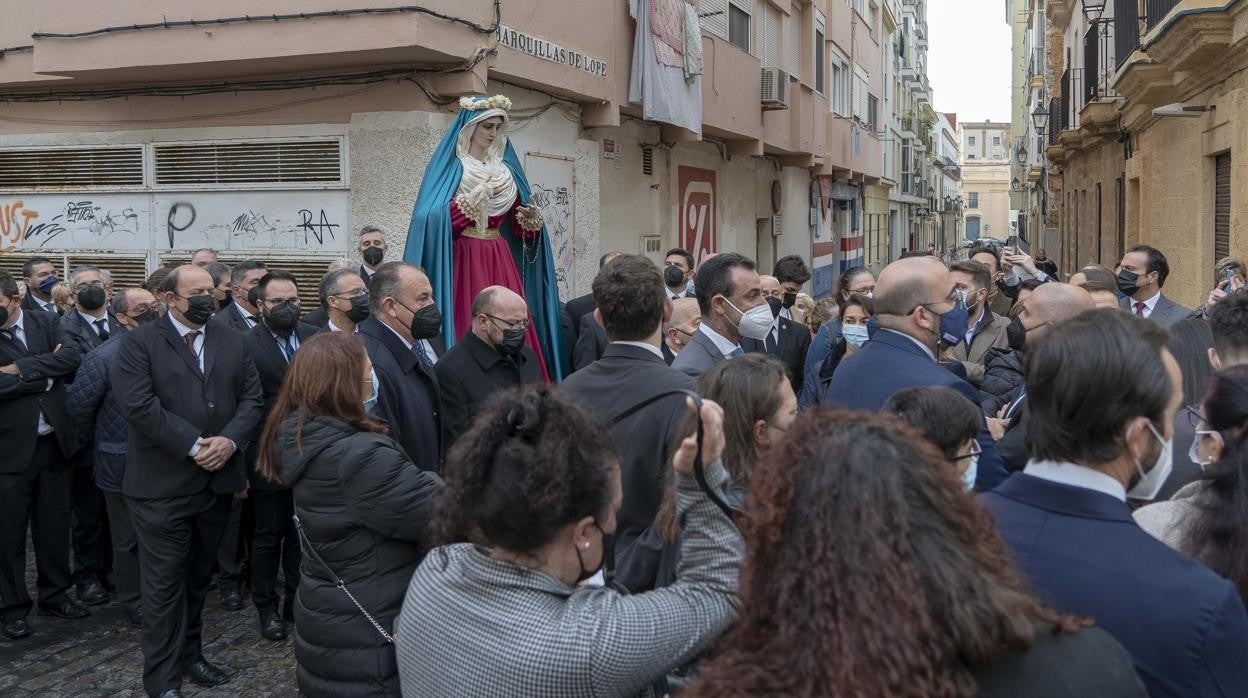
[
  {"x1": 1011, "y1": 177, "x2": 1022, "y2": 192},
  {"x1": 1016, "y1": 144, "x2": 1028, "y2": 166},
  {"x1": 1031, "y1": 103, "x2": 1050, "y2": 136},
  {"x1": 1081, "y1": 0, "x2": 1105, "y2": 22}
]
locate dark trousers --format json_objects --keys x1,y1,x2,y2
[
  {"x1": 215, "y1": 496, "x2": 248, "y2": 589},
  {"x1": 0, "y1": 435, "x2": 72, "y2": 621},
  {"x1": 249, "y1": 489, "x2": 299, "y2": 614},
  {"x1": 128, "y1": 489, "x2": 230, "y2": 696},
  {"x1": 71, "y1": 459, "x2": 112, "y2": 585},
  {"x1": 102, "y1": 490, "x2": 140, "y2": 611}
]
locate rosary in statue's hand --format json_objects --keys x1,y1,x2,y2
[{"x1": 516, "y1": 203, "x2": 544, "y2": 233}]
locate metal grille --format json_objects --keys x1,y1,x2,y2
[
  {"x1": 1215, "y1": 153, "x2": 1232, "y2": 262},
  {"x1": 0, "y1": 253, "x2": 148, "y2": 293},
  {"x1": 159, "y1": 254, "x2": 335, "y2": 309},
  {"x1": 0, "y1": 146, "x2": 144, "y2": 189},
  {"x1": 1114, "y1": 0, "x2": 1140, "y2": 70},
  {"x1": 153, "y1": 139, "x2": 343, "y2": 186},
  {"x1": 1145, "y1": 0, "x2": 1181, "y2": 33}
]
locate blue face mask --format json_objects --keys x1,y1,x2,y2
[
  {"x1": 961, "y1": 455, "x2": 979, "y2": 491},
  {"x1": 842, "y1": 323, "x2": 870, "y2": 348},
  {"x1": 364, "y1": 369, "x2": 380, "y2": 411},
  {"x1": 934, "y1": 297, "x2": 969, "y2": 348}
]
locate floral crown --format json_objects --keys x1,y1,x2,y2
[{"x1": 459, "y1": 95, "x2": 512, "y2": 112}]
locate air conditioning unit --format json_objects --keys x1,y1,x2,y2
[{"x1": 761, "y1": 68, "x2": 790, "y2": 111}]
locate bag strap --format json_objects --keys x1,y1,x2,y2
[{"x1": 292, "y1": 513, "x2": 396, "y2": 644}]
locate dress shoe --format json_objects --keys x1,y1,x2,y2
[
  {"x1": 37, "y1": 599, "x2": 90, "y2": 619},
  {"x1": 100, "y1": 573, "x2": 117, "y2": 594},
  {"x1": 185, "y1": 658, "x2": 230, "y2": 687},
  {"x1": 155, "y1": 689, "x2": 183, "y2": 698},
  {"x1": 259, "y1": 610, "x2": 287, "y2": 641},
  {"x1": 76, "y1": 580, "x2": 110, "y2": 606},
  {"x1": 218, "y1": 586, "x2": 244, "y2": 612},
  {"x1": 122, "y1": 605, "x2": 143, "y2": 628},
  {"x1": 2, "y1": 618, "x2": 30, "y2": 640}
]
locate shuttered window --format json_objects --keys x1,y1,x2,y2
[
  {"x1": 1215, "y1": 152, "x2": 1231, "y2": 262},
  {"x1": 755, "y1": 4, "x2": 781, "y2": 66},
  {"x1": 0, "y1": 253, "x2": 148, "y2": 292},
  {"x1": 701, "y1": 0, "x2": 729, "y2": 40},
  {"x1": 0, "y1": 146, "x2": 144, "y2": 190},
  {"x1": 153, "y1": 139, "x2": 344, "y2": 187},
  {"x1": 785, "y1": 9, "x2": 801, "y2": 76}
]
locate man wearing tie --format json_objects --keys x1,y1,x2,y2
[
  {"x1": 358, "y1": 262, "x2": 443, "y2": 471},
  {"x1": 60, "y1": 264, "x2": 127, "y2": 607},
  {"x1": 243, "y1": 271, "x2": 318, "y2": 643},
  {"x1": 21, "y1": 257, "x2": 61, "y2": 315},
  {"x1": 0, "y1": 271, "x2": 86, "y2": 641},
  {"x1": 112, "y1": 264, "x2": 263, "y2": 696},
  {"x1": 204, "y1": 259, "x2": 266, "y2": 610},
  {"x1": 670, "y1": 252, "x2": 769, "y2": 378},
  {"x1": 759, "y1": 274, "x2": 811, "y2": 393}
]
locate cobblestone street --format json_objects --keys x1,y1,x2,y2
[{"x1": 0, "y1": 562, "x2": 297, "y2": 697}]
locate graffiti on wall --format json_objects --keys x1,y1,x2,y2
[
  {"x1": 2, "y1": 198, "x2": 143, "y2": 252},
  {"x1": 525, "y1": 153, "x2": 576, "y2": 301}
]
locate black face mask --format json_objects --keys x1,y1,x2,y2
[
  {"x1": 345, "y1": 295, "x2": 371, "y2": 323},
  {"x1": 362, "y1": 247, "x2": 385, "y2": 267},
  {"x1": 782, "y1": 292, "x2": 797, "y2": 309},
  {"x1": 181, "y1": 295, "x2": 215, "y2": 326},
  {"x1": 1007, "y1": 315, "x2": 1028, "y2": 352},
  {"x1": 0, "y1": 306, "x2": 8, "y2": 329},
  {"x1": 134, "y1": 308, "x2": 159, "y2": 326},
  {"x1": 409, "y1": 303, "x2": 443, "y2": 340},
  {"x1": 1117, "y1": 269, "x2": 1141, "y2": 297},
  {"x1": 215, "y1": 292, "x2": 233, "y2": 310},
  {"x1": 497, "y1": 328, "x2": 526, "y2": 358},
  {"x1": 76, "y1": 285, "x2": 106, "y2": 311},
  {"x1": 766, "y1": 296, "x2": 782, "y2": 319},
  {"x1": 264, "y1": 302, "x2": 300, "y2": 334},
  {"x1": 246, "y1": 287, "x2": 262, "y2": 310},
  {"x1": 663, "y1": 265, "x2": 686, "y2": 289}
]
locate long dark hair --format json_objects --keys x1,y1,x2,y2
[
  {"x1": 433, "y1": 386, "x2": 619, "y2": 554},
  {"x1": 257, "y1": 332, "x2": 385, "y2": 482},
  {"x1": 1183, "y1": 365, "x2": 1248, "y2": 606},
  {"x1": 686, "y1": 410, "x2": 1082, "y2": 697},
  {"x1": 836, "y1": 267, "x2": 873, "y2": 306}
]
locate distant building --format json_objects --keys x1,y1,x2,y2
[{"x1": 959, "y1": 121, "x2": 1012, "y2": 242}]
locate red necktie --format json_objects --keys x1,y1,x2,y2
[{"x1": 1134, "y1": 302, "x2": 1147, "y2": 317}]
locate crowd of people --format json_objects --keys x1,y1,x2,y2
[{"x1": 3, "y1": 228, "x2": 1248, "y2": 698}]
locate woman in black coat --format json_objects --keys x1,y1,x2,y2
[{"x1": 257, "y1": 332, "x2": 441, "y2": 696}]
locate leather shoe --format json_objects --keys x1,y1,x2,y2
[
  {"x1": 260, "y1": 610, "x2": 287, "y2": 641},
  {"x1": 37, "y1": 599, "x2": 89, "y2": 619},
  {"x1": 76, "y1": 580, "x2": 110, "y2": 606},
  {"x1": 122, "y1": 605, "x2": 142, "y2": 628},
  {"x1": 2, "y1": 618, "x2": 30, "y2": 640},
  {"x1": 155, "y1": 689, "x2": 183, "y2": 698},
  {"x1": 219, "y1": 587, "x2": 244, "y2": 612},
  {"x1": 185, "y1": 658, "x2": 230, "y2": 687}
]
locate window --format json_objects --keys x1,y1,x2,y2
[
  {"x1": 829, "y1": 48, "x2": 849, "y2": 115},
  {"x1": 729, "y1": 3, "x2": 750, "y2": 51},
  {"x1": 756, "y1": 4, "x2": 781, "y2": 66},
  {"x1": 901, "y1": 138, "x2": 912, "y2": 194},
  {"x1": 969, "y1": 136, "x2": 977, "y2": 146},
  {"x1": 815, "y1": 10, "x2": 826, "y2": 94},
  {"x1": 992, "y1": 136, "x2": 1001, "y2": 146},
  {"x1": 853, "y1": 67, "x2": 869, "y2": 123},
  {"x1": 868, "y1": 95, "x2": 879, "y2": 130},
  {"x1": 968, "y1": 154, "x2": 976, "y2": 160},
  {"x1": 968, "y1": 192, "x2": 980, "y2": 208}
]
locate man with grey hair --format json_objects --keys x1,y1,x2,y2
[
  {"x1": 823, "y1": 256, "x2": 1008, "y2": 490},
  {"x1": 302, "y1": 260, "x2": 360, "y2": 328},
  {"x1": 100, "y1": 269, "x2": 114, "y2": 303},
  {"x1": 358, "y1": 225, "x2": 388, "y2": 284},
  {"x1": 191, "y1": 248, "x2": 218, "y2": 267},
  {"x1": 207, "y1": 260, "x2": 266, "y2": 336},
  {"x1": 315, "y1": 268, "x2": 369, "y2": 333}
]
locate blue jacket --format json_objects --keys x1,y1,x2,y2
[
  {"x1": 798, "y1": 319, "x2": 840, "y2": 409},
  {"x1": 65, "y1": 336, "x2": 127, "y2": 492},
  {"x1": 981, "y1": 474, "x2": 1248, "y2": 698},
  {"x1": 822, "y1": 328, "x2": 1008, "y2": 489}
]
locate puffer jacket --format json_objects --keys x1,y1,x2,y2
[
  {"x1": 275, "y1": 413, "x2": 442, "y2": 697},
  {"x1": 978, "y1": 347, "x2": 1025, "y2": 417},
  {"x1": 65, "y1": 336, "x2": 127, "y2": 491}
]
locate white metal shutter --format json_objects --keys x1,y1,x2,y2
[
  {"x1": 701, "y1": 0, "x2": 729, "y2": 40},
  {"x1": 757, "y1": 4, "x2": 781, "y2": 66},
  {"x1": 153, "y1": 139, "x2": 343, "y2": 186},
  {"x1": 0, "y1": 146, "x2": 144, "y2": 189},
  {"x1": 785, "y1": 9, "x2": 801, "y2": 76}
]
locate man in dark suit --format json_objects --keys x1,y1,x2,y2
[
  {"x1": 572, "y1": 313, "x2": 609, "y2": 371},
  {"x1": 823, "y1": 256, "x2": 1008, "y2": 490},
  {"x1": 358, "y1": 225, "x2": 389, "y2": 285},
  {"x1": 660, "y1": 297, "x2": 701, "y2": 365},
  {"x1": 1116, "y1": 244, "x2": 1191, "y2": 327},
  {"x1": 315, "y1": 268, "x2": 369, "y2": 334},
  {"x1": 203, "y1": 259, "x2": 266, "y2": 609},
  {"x1": 60, "y1": 264, "x2": 127, "y2": 607},
  {"x1": 299, "y1": 261, "x2": 357, "y2": 329},
  {"x1": 561, "y1": 254, "x2": 695, "y2": 591},
  {"x1": 981, "y1": 309, "x2": 1248, "y2": 696},
  {"x1": 0, "y1": 271, "x2": 86, "y2": 641},
  {"x1": 112, "y1": 264, "x2": 264, "y2": 696},
  {"x1": 662, "y1": 247, "x2": 696, "y2": 300},
  {"x1": 65, "y1": 287, "x2": 160, "y2": 630},
  {"x1": 243, "y1": 271, "x2": 317, "y2": 643},
  {"x1": 772, "y1": 254, "x2": 811, "y2": 322},
  {"x1": 759, "y1": 274, "x2": 811, "y2": 392},
  {"x1": 358, "y1": 262, "x2": 442, "y2": 472},
  {"x1": 565, "y1": 251, "x2": 622, "y2": 349},
  {"x1": 671, "y1": 252, "x2": 768, "y2": 378},
  {"x1": 436, "y1": 286, "x2": 542, "y2": 448},
  {"x1": 21, "y1": 256, "x2": 60, "y2": 315}
]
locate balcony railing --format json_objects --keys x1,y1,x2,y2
[
  {"x1": 1113, "y1": 0, "x2": 1140, "y2": 69},
  {"x1": 1083, "y1": 22, "x2": 1120, "y2": 103},
  {"x1": 1048, "y1": 97, "x2": 1060, "y2": 146},
  {"x1": 1145, "y1": 0, "x2": 1181, "y2": 33}
]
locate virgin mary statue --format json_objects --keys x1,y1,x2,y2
[{"x1": 404, "y1": 95, "x2": 565, "y2": 380}]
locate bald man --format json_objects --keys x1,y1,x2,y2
[
  {"x1": 661, "y1": 297, "x2": 701, "y2": 364},
  {"x1": 824, "y1": 256, "x2": 1008, "y2": 490},
  {"x1": 435, "y1": 286, "x2": 542, "y2": 447},
  {"x1": 980, "y1": 282, "x2": 1096, "y2": 473},
  {"x1": 760, "y1": 274, "x2": 811, "y2": 392}
]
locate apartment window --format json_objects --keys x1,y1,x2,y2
[
  {"x1": 901, "y1": 138, "x2": 912, "y2": 194},
  {"x1": 968, "y1": 136, "x2": 977, "y2": 147},
  {"x1": 853, "y1": 67, "x2": 869, "y2": 123},
  {"x1": 868, "y1": 95, "x2": 879, "y2": 130},
  {"x1": 829, "y1": 48, "x2": 849, "y2": 116},
  {"x1": 756, "y1": 4, "x2": 781, "y2": 66},
  {"x1": 815, "y1": 11, "x2": 826, "y2": 94},
  {"x1": 992, "y1": 136, "x2": 1001, "y2": 146},
  {"x1": 968, "y1": 192, "x2": 980, "y2": 208},
  {"x1": 729, "y1": 2, "x2": 751, "y2": 52}
]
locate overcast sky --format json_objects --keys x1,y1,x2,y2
[{"x1": 927, "y1": 0, "x2": 1013, "y2": 124}]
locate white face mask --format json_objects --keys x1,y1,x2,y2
[
  {"x1": 723, "y1": 297, "x2": 774, "y2": 341},
  {"x1": 364, "y1": 368, "x2": 380, "y2": 411},
  {"x1": 961, "y1": 455, "x2": 979, "y2": 492},
  {"x1": 1127, "y1": 421, "x2": 1173, "y2": 501},
  {"x1": 1189, "y1": 429, "x2": 1221, "y2": 471}
]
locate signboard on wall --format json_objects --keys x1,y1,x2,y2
[
  {"x1": 525, "y1": 153, "x2": 576, "y2": 302},
  {"x1": 678, "y1": 166, "x2": 717, "y2": 266},
  {"x1": 0, "y1": 191, "x2": 350, "y2": 255}
]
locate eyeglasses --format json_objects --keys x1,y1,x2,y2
[
  {"x1": 264, "y1": 298, "x2": 300, "y2": 307},
  {"x1": 74, "y1": 281, "x2": 104, "y2": 291},
  {"x1": 486, "y1": 314, "x2": 530, "y2": 331},
  {"x1": 331, "y1": 289, "x2": 369, "y2": 300},
  {"x1": 1183, "y1": 404, "x2": 1206, "y2": 429},
  {"x1": 952, "y1": 440, "x2": 983, "y2": 462}
]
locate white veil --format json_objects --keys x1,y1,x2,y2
[{"x1": 455, "y1": 108, "x2": 518, "y2": 229}]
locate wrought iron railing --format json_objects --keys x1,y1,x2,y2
[
  {"x1": 1145, "y1": 0, "x2": 1180, "y2": 33},
  {"x1": 1048, "y1": 98, "x2": 1060, "y2": 146},
  {"x1": 1113, "y1": 0, "x2": 1140, "y2": 69},
  {"x1": 1083, "y1": 21, "x2": 1120, "y2": 103}
]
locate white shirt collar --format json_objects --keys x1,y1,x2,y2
[
  {"x1": 879, "y1": 328, "x2": 936, "y2": 361},
  {"x1": 327, "y1": 318, "x2": 358, "y2": 334},
  {"x1": 1023, "y1": 459, "x2": 1127, "y2": 502},
  {"x1": 78, "y1": 308, "x2": 106, "y2": 330},
  {"x1": 698, "y1": 324, "x2": 741, "y2": 358},
  {"x1": 168, "y1": 312, "x2": 203, "y2": 339},
  {"x1": 9, "y1": 307, "x2": 25, "y2": 335},
  {"x1": 612, "y1": 340, "x2": 664, "y2": 360},
  {"x1": 1137, "y1": 291, "x2": 1161, "y2": 313}
]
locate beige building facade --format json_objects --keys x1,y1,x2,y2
[
  {"x1": 959, "y1": 121, "x2": 1012, "y2": 241},
  {"x1": 0, "y1": 0, "x2": 901, "y2": 301}
]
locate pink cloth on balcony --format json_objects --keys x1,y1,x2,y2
[{"x1": 650, "y1": 0, "x2": 686, "y2": 68}]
